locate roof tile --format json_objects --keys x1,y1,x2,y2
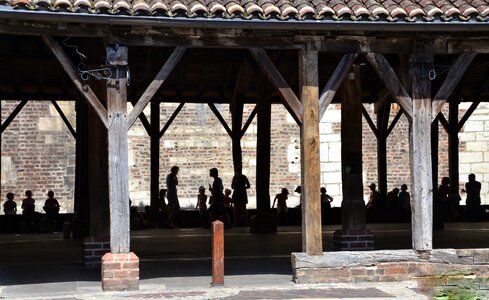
[{"x1": 2, "y1": 0, "x2": 489, "y2": 21}]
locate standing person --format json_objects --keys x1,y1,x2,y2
[
  {"x1": 272, "y1": 188, "x2": 289, "y2": 225},
  {"x1": 398, "y1": 184, "x2": 411, "y2": 221},
  {"x1": 208, "y1": 168, "x2": 229, "y2": 226},
  {"x1": 231, "y1": 166, "x2": 251, "y2": 227},
  {"x1": 320, "y1": 187, "x2": 333, "y2": 224},
  {"x1": 387, "y1": 188, "x2": 400, "y2": 220},
  {"x1": 438, "y1": 177, "x2": 450, "y2": 222},
  {"x1": 196, "y1": 186, "x2": 208, "y2": 226},
  {"x1": 3, "y1": 192, "x2": 17, "y2": 233},
  {"x1": 366, "y1": 183, "x2": 380, "y2": 221},
  {"x1": 21, "y1": 190, "x2": 36, "y2": 230},
  {"x1": 462, "y1": 173, "x2": 482, "y2": 221},
  {"x1": 166, "y1": 166, "x2": 180, "y2": 229}
]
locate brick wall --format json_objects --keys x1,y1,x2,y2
[{"x1": 1, "y1": 100, "x2": 485, "y2": 213}]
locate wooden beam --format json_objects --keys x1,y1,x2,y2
[
  {"x1": 438, "y1": 113, "x2": 449, "y2": 133},
  {"x1": 432, "y1": 53, "x2": 476, "y2": 118},
  {"x1": 249, "y1": 48, "x2": 302, "y2": 125},
  {"x1": 366, "y1": 53, "x2": 413, "y2": 118},
  {"x1": 127, "y1": 47, "x2": 186, "y2": 130},
  {"x1": 448, "y1": 101, "x2": 460, "y2": 200},
  {"x1": 159, "y1": 102, "x2": 185, "y2": 138},
  {"x1": 41, "y1": 35, "x2": 108, "y2": 129},
  {"x1": 361, "y1": 105, "x2": 379, "y2": 139},
  {"x1": 241, "y1": 106, "x2": 257, "y2": 138},
  {"x1": 106, "y1": 45, "x2": 130, "y2": 253},
  {"x1": 409, "y1": 43, "x2": 433, "y2": 251},
  {"x1": 458, "y1": 101, "x2": 480, "y2": 132},
  {"x1": 299, "y1": 48, "x2": 322, "y2": 255},
  {"x1": 319, "y1": 54, "x2": 357, "y2": 120},
  {"x1": 51, "y1": 100, "x2": 77, "y2": 139},
  {"x1": 208, "y1": 103, "x2": 232, "y2": 138},
  {"x1": 0, "y1": 99, "x2": 27, "y2": 133},
  {"x1": 150, "y1": 99, "x2": 160, "y2": 215},
  {"x1": 129, "y1": 100, "x2": 151, "y2": 136},
  {"x1": 386, "y1": 109, "x2": 403, "y2": 137}
]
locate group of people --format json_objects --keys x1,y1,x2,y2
[
  {"x1": 2, "y1": 190, "x2": 61, "y2": 232},
  {"x1": 437, "y1": 173, "x2": 482, "y2": 222},
  {"x1": 147, "y1": 165, "x2": 251, "y2": 229},
  {"x1": 272, "y1": 186, "x2": 333, "y2": 225},
  {"x1": 366, "y1": 183, "x2": 411, "y2": 221}
]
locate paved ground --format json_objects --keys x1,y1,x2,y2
[{"x1": 1, "y1": 223, "x2": 488, "y2": 299}]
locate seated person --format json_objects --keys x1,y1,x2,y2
[{"x1": 43, "y1": 191, "x2": 60, "y2": 219}]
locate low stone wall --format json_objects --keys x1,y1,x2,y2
[{"x1": 292, "y1": 249, "x2": 489, "y2": 286}]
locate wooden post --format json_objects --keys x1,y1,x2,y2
[
  {"x1": 255, "y1": 74, "x2": 272, "y2": 214},
  {"x1": 299, "y1": 49, "x2": 322, "y2": 255},
  {"x1": 340, "y1": 65, "x2": 366, "y2": 231},
  {"x1": 377, "y1": 104, "x2": 391, "y2": 207},
  {"x1": 232, "y1": 102, "x2": 244, "y2": 171},
  {"x1": 211, "y1": 220, "x2": 224, "y2": 286},
  {"x1": 448, "y1": 100, "x2": 460, "y2": 198},
  {"x1": 106, "y1": 45, "x2": 130, "y2": 253},
  {"x1": 431, "y1": 116, "x2": 439, "y2": 212},
  {"x1": 150, "y1": 99, "x2": 160, "y2": 215},
  {"x1": 409, "y1": 42, "x2": 433, "y2": 251}
]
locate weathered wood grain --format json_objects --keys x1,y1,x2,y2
[{"x1": 299, "y1": 49, "x2": 322, "y2": 255}]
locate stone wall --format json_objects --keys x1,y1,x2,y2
[{"x1": 1, "y1": 100, "x2": 487, "y2": 213}]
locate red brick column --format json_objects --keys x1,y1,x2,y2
[
  {"x1": 333, "y1": 229, "x2": 374, "y2": 251},
  {"x1": 101, "y1": 252, "x2": 139, "y2": 291},
  {"x1": 84, "y1": 236, "x2": 110, "y2": 267}
]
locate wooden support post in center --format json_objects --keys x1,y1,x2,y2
[
  {"x1": 106, "y1": 45, "x2": 130, "y2": 253},
  {"x1": 211, "y1": 220, "x2": 224, "y2": 287},
  {"x1": 299, "y1": 48, "x2": 322, "y2": 255},
  {"x1": 409, "y1": 42, "x2": 433, "y2": 250},
  {"x1": 448, "y1": 100, "x2": 460, "y2": 200},
  {"x1": 150, "y1": 99, "x2": 161, "y2": 215}
]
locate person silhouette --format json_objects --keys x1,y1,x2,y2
[
  {"x1": 166, "y1": 166, "x2": 180, "y2": 229},
  {"x1": 3, "y1": 192, "x2": 17, "y2": 215},
  {"x1": 462, "y1": 174, "x2": 482, "y2": 221},
  {"x1": 196, "y1": 186, "x2": 208, "y2": 226},
  {"x1": 231, "y1": 166, "x2": 251, "y2": 227},
  {"x1": 272, "y1": 188, "x2": 289, "y2": 225},
  {"x1": 208, "y1": 168, "x2": 229, "y2": 227}
]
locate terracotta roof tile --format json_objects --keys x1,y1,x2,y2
[{"x1": 2, "y1": 0, "x2": 489, "y2": 21}]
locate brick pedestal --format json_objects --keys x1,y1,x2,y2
[
  {"x1": 101, "y1": 252, "x2": 139, "y2": 291},
  {"x1": 333, "y1": 229, "x2": 374, "y2": 251},
  {"x1": 84, "y1": 236, "x2": 110, "y2": 267}
]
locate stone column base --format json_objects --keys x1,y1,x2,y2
[
  {"x1": 101, "y1": 252, "x2": 139, "y2": 291},
  {"x1": 84, "y1": 236, "x2": 110, "y2": 267},
  {"x1": 333, "y1": 229, "x2": 374, "y2": 251},
  {"x1": 250, "y1": 214, "x2": 277, "y2": 233}
]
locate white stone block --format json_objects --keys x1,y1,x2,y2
[
  {"x1": 328, "y1": 142, "x2": 341, "y2": 162},
  {"x1": 323, "y1": 109, "x2": 342, "y2": 123},
  {"x1": 322, "y1": 172, "x2": 342, "y2": 184},
  {"x1": 476, "y1": 132, "x2": 489, "y2": 141},
  {"x1": 324, "y1": 184, "x2": 340, "y2": 196},
  {"x1": 319, "y1": 123, "x2": 333, "y2": 134},
  {"x1": 471, "y1": 163, "x2": 489, "y2": 173},
  {"x1": 462, "y1": 121, "x2": 484, "y2": 132},
  {"x1": 459, "y1": 132, "x2": 476, "y2": 142},
  {"x1": 289, "y1": 162, "x2": 300, "y2": 173},
  {"x1": 459, "y1": 164, "x2": 471, "y2": 174},
  {"x1": 38, "y1": 117, "x2": 63, "y2": 131},
  {"x1": 163, "y1": 140, "x2": 175, "y2": 148},
  {"x1": 319, "y1": 144, "x2": 329, "y2": 161},
  {"x1": 320, "y1": 162, "x2": 342, "y2": 172},
  {"x1": 248, "y1": 158, "x2": 256, "y2": 166},
  {"x1": 460, "y1": 152, "x2": 483, "y2": 163},
  {"x1": 484, "y1": 152, "x2": 489, "y2": 162},
  {"x1": 320, "y1": 134, "x2": 341, "y2": 142},
  {"x1": 466, "y1": 142, "x2": 488, "y2": 152}
]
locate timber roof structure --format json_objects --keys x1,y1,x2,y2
[{"x1": 1, "y1": 0, "x2": 489, "y2": 22}]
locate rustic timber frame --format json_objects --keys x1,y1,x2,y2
[{"x1": 1, "y1": 7, "x2": 489, "y2": 289}]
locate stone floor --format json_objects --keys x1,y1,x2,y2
[{"x1": 0, "y1": 222, "x2": 488, "y2": 299}]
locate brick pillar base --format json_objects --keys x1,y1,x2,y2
[
  {"x1": 84, "y1": 236, "x2": 110, "y2": 267},
  {"x1": 333, "y1": 229, "x2": 374, "y2": 251},
  {"x1": 102, "y1": 252, "x2": 139, "y2": 291}
]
